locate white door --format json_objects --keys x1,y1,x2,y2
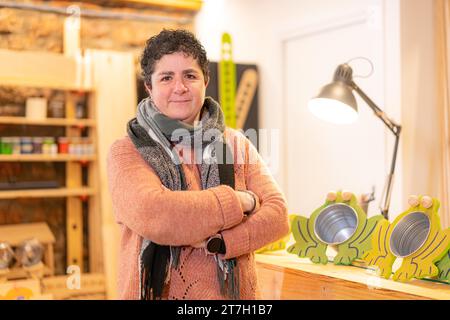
[{"x1": 284, "y1": 10, "x2": 387, "y2": 217}]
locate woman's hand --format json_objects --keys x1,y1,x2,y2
[
  {"x1": 235, "y1": 190, "x2": 256, "y2": 214},
  {"x1": 191, "y1": 240, "x2": 206, "y2": 249}
]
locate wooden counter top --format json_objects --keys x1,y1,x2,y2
[{"x1": 255, "y1": 251, "x2": 450, "y2": 300}]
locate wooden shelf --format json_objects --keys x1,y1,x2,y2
[
  {"x1": 123, "y1": 0, "x2": 203, "y2": 11},
  {"x1": 0, "y1": 116, "x2": 95, "y2": 127},
  {"x1": 0, "y1": 49, "x2": 93, "y2": 91},
  {"x1": 42, "y1": 273, "x2": 106, "y2": 300},
  {"x1": 0, "y1": 187, "x2": 96, "y2": 199},
  {"x1": 0, "y1": 222, "x2": 55, "y2": 246},
  {"x1": 0, "y1": 154, "x2": 96, "y2": 162},
  {"x1": 6, "y1": 266, "x2": 53, "y2": 281},
  {"x1": 0, "y1": 273, "x2": 106, "y2": 300}
]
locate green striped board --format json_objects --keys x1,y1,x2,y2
[{"x1": 219, "y1": 33, "x2": 237, "y2": 128}]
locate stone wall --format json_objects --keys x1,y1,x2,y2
[{"x1": 0, "y1": 0, "x2": 195, "y2": 54}]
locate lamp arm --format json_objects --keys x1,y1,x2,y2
[
  {"x1": 351, "y1": 81, "x2": 401, "y2": 219},
  {"x1": 351, "y1": 82, "x2": 401, "y2": 136}
]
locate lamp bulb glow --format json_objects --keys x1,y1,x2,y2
[{"x1": 308, "y1": 98, "x2": 358, "y2": 125}]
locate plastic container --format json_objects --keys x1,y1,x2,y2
[
  {"x1": 42, "y1": 137, "x2": 55, "y2": 154},
  {"x1": 75, "y1": 93, "x2": 87, "y2": 119},
  {"x1": 21, "y1": 137, "x2": 34, "y2": 154},
  {"x1": 48, "y1": 93, "x2": 65, "y2": 118},
  {"x1": 32, "y1": 137, "x2": 44, "y2": 154},
  {"x1": 1, "y1": 137, "x2": 13, "y2": 155},
  {"x1": 11, "y1": 137, "x2": 21, "y2": 154},
  {"x1": 58, "y1": 137, "x2": 69, "y2": 154}
]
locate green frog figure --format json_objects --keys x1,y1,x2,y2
[
  {"x1": 363, "y1": 195, "x2": 450, "y2": 282},
  {"x1": 287, "y1": 190, "x2": 383, "y2": 265}
]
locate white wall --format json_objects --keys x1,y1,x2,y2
[
  {"x1": 400, "y1": 0, "x2": 441, "y2": 212},
  {"x1": 195, "y1": 0, "x2": 436, "y2": 221}
]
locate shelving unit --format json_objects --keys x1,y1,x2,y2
[
  {"x1": 0, "y1": 89, "x2": 99, "y2": 272},
  {"x1": 0, "y1": 187, "x2": 96, "y2": 200},
  {"x1": 0, "y1": 116, "x2": 96, "y2": 127},
  {"x1": 0, "y1": 50, "x2": 103, "y2": 291},
  {"x1": 0, "y1": 154, "x2": 96, "y2": 162},
  {"x1": 0, "y1": 48, "x2": 137, "y2": 299}
]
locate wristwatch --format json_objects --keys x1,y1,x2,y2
[{"x1": 206, "y1": 234, "x2": 226, "y2": 255}]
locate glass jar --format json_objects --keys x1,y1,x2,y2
[
  {"x1": 42, "y1": 137, "x2": 55, "y2": 154},
  {"x1": 58, "y1": 137, "x2": 69, "y2": 154},
  {"x1": 11, "y1": 137, "x2": 21, "y2": 154},
  {"x1": 0, "y1": 137, "x2": 13, "y2": 155},
  {"x1": 32, "y1": 137, "x2": 44, "y2": 154},
  {"x1": 21, "y1": 137, "x2": 34, "y2": 154},
  {"x1": 48, "y1": 92, "x2": 65, "y2": 118}
]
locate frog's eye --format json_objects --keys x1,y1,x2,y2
[
  {"x1": 408, "y1": 195, "x2": 419, "y2": 207},
  {"x1": 420, "y1": 196, "x2": 433, "y2": 209},
  {"x1": 326, "y1": 191, "x2": 337, "y2": 202},
  {"x1": 342, "y1": 190, "x2": 352, "y2": 201}
]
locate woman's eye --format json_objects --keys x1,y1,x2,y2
[
  {"x1": 186, "y1": 74, "x2": 197, "y2": 79},
  {"x1": 161, "y1": 76, "x2": 172, "y2": 82}
]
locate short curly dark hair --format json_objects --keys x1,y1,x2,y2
[{"x1": 140, "y1": 29, "x2": 210, "y2": 87}]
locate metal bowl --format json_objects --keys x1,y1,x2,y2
[
  {"x1": 314, "y1": 203, "x2": 358, "y2": 245},
  {"x1": 389, "y1": 211, "x2": 430, "y2": 258}
]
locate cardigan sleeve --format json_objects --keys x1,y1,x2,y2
[
  {"x1": 219, "y1": 131, "x2": 290, "y2": 260},
  {"x1": 107, "y1": 137, "x2": 244, "y2": 246}
]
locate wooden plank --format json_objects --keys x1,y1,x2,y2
[
  {"x1": 66, "y1": 197, "x2": 83, "y2": 270},
  {"x1": 87, "y1": 92, "x2": 103, "y2": 273},
  {"x1": 0, "y1": 116, "x2": 95, "y2": 127},
  {"x1": 0, "y1": 49, "x2": 91, "y2": 91},
  {"x1": 0, "y1": 187, "x2": 96, "y2": 199},
  {"x1": 6, "y1": 266, "x2": 53, "y2": 281},
  {"x1": 88, "y1": 49, "x2": 137, "y2": 299},
  {"x1": 0, "y1": 222, "x2": 55, "y2": 246},
  {"x1": 0, "y1": 154, "x2": 96, "y2": 162},
  {"x1": 41, "y1": 273, "x2": 105, "y2": 300},
  {"x1": 123, "y1": 0, "x2": 203, "y2": 11},
  {"x1": 255, "y1": 251, "x2": 450, "y2": 300},
  {"x1": 256, "y1": 262, "x2": 432, "y2": 300},
  {"x1": 0, "y1": 279, "x2": 41, "y2": 299},
  {"x1": 29, "y1": 294, "x2": 53, "y2": 300},
  {"x1": 46, "y1": 244, "x2": 55, "y2": 276},
  {"x1": 235, "y1": 68, "x2": 258, "y2": 129},
  {"x1": 65, "y1": 116, "x2": 84, "y2": 272}
]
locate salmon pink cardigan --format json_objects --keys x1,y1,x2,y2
[{"x1": 107, "y1": 128, "x2": 289, "y2": 299}]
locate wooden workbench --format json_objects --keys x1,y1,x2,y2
[{"x1": 255, "y1": 251, "x2": 450, "y2": 300}]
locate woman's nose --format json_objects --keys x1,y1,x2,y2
[{"x1": 174, "y1": 80, "x2": 188, "y2": 93}]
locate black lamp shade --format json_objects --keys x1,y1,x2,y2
[
  {"x1": 308, "y1": 64, "x2": 359, "y2": 124},
  {"x1": 314, "y1": 81, "x2": 358, "y2": 111}
]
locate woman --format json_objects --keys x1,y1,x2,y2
[{"x1": 107, "y1": 29, "x2": 289, "y2": 300}]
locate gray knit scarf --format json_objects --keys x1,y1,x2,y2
[{"x1": 127, "y1": 96, "x2": 239, "y2": 300}]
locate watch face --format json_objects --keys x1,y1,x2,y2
[{"x1": 207, "y1": 237, "x2": 222, "y2": 254}]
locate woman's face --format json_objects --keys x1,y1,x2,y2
[{"x1": 147, "y1": 51, "x2": 208, "y2": 125}]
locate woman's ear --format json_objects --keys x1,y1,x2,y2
[
  {"x1": 205, "y1": 76, "x2": 209, "y2": 88},
  {"x1": 144, "y1": 82, "x2": 152, "y2": 97}
]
